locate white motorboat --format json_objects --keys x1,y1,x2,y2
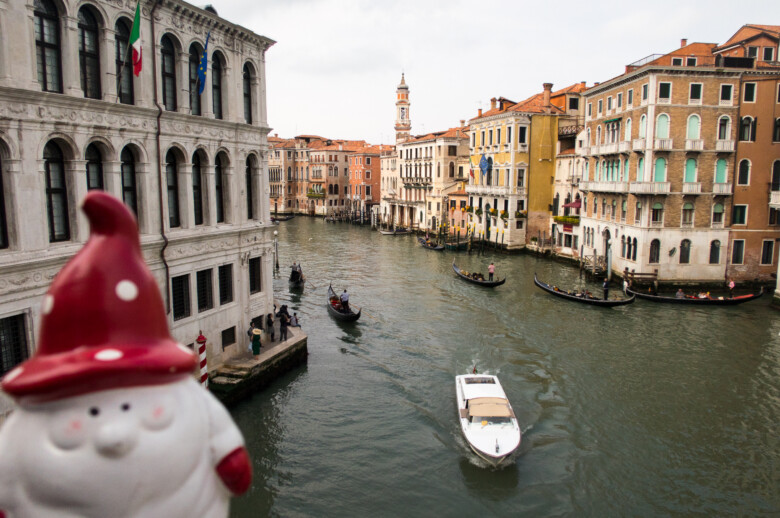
[{"x1": 455, "y1": 374, "x2": 521, "y2": 466}]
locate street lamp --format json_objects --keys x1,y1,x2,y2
[{"x1": 273, "y1": 230, "x2": 279, "y2": 270}]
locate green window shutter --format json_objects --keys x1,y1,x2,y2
[
  {"x1": 684, "y1": 159, "x2": 697, "y2": 183},
  {"x1": 715, "y1": 159, "x2": 727, "y2": 183},
  {"x1": 654, "y1": 157, "x2": 666, "y2": 182}
]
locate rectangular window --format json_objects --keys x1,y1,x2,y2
[
  {"x1": 366, "y1": 186, "x2": 371, "y2": 196},
  {"x1": 517, "y1": 169, "x2": 525, "y2": 187},
  {"x1": 607, "y1": 97, "x2": 612, "y2": 110},
  {"x1": 731, "y1": 240, "x2": 745, "y2": 265},
  {"x1": 642, "y1": 84, "x2": 648, "y2": 101},
  {"x1": 658, "y1": 82, "x2": 671, "y2": 101},
  {"x1": 248, "y1": 256, "x2": 262, "y2": 294},
  {"x1": 617, "y1": 92, "x2": 623, "y2": 108},
  {"x1": 568, "y1": 97, "x2": 579, "y2": 110},
  {"x1": 518, "y1": 127, "x2": 527, "y2": 144},
  {"x1": 196, "y1": 269, "x2": 213, "y2": 312},
  {"x1": 720, "y1": 84, "x2": 733, "y2": 102},
  {"x1": 218, "y1": 264, "x2": 233, "y2": 304},
  {"x1": 689, "y1": 83, "x2": 702, "y2": 102},
  {"x1": 172, "y1": 274, "x2": 190, "y2": 321},
  {"x1": 496, "y1": 129, "x2": 501, "y2": 144},
  {"x1": 686, "y1": 57, "x2": 697, "y2": 66},
  {"x1": 764, "y1": 47, "x2": 775, "y2": 61},
  {"x1": 221, "y1": 327, "x2": 236, "y2": 350},
  {"x1": 747, "y1": 46, "x2": 758, "y2": 58},
  {"x1": 488, "y1": 130, "x2": 493, "y2": 145},
  {"x1": 761, "y1": 240, "x2": 774, "y2": 265},
  {"x1": 627, "y1": 89, "x2": 633, "y2": 106},
  {"x1": 743, "y1": 82, "x2": 756, "y2": 103},
  {"x1": 597, "y1": 99, "x2": 603, "y2": 114},
  {"x1": 0, "y1": 314, "x2": 28, "y2": 376},
  {"x1": 587, "y1": 103, "x2": 592, "y2": 117},
  {"x1": 481, "y1": 131, "x2": 485, "y2": 146},
  {"x1": 732, "y1": 205, "x2": 747, "y2": 225},
  {"x1": 672, "y1": 57, "x2": 683, "y2": 66}
]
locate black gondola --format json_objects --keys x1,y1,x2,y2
[
  {"x1": 289, "y1": 269, "x2": 305, "y2": 289},
  {"x1": 327, "y1": 285, "x2": 361, "y2": 322},
  {"x1": 452, "y1": 262, "x2": 506, "y2": 287},
  {"x1": 272, "y1": 215, "x2": 295, "y2": 222},
  {"x1": 418, "y1": 237, "x2": 444, "y2": 251},
  {"x1": 626, "y1": 287, "x2": 763, "y2": 305},
  {"x1": 379, "y1": 228, "x2": 411, "y2": 235},
  {"x1": 534, "y1": 274, "x2": 635, "y2": 307}
]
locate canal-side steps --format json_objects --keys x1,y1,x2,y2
[{"x1": 208, "y1": 326, "x2": 308, "y2": 407}]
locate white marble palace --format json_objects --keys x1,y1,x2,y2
[{"x1": 0, "y1": 0, "x2": 276, "y2": 417}]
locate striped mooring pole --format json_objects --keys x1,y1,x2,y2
[{"x1": 196, "y1": 331, "x2": 208, "y2": 387}]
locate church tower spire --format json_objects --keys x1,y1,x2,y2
[{"x1": 394, "y1": 73, "x2": 411, "y2": 144}]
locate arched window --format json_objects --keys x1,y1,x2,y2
[
  {"x1": 115, "y1": 18, "x2": 133, "y2": 105},
  {"x1": 85, "y1": 143, "x2": 103, "y2": 190},
  {"x1": 680, "y1": 239, "x2": 691, "y2": 264},
  {"x1": 215, "y1": 153, "x2": 226, "y2": 223},
  {"x1": 686, "y1": 115, "x2": 700, "y2": 140},
  {"x1": 245, "y1": 155, "x2": 255, "y2": 220},
  {"x1": 212, "y1": 52, "x2": 223, "y2": 119},
  {"x1": 161, "y1": 36, "x2": 177, "y2": 111},
  {"x1": 624, "y1": 118, "x2": 632, "y2": 141},
  {"x1": 586, "y1": 128, "x2": 591, "y2": 145},
  {"x1": 165, "y1": 150, "x2": 180, "y2": 228},
  {"x1": 718, "y1": 116, "x2": 731, "y2": 140},
  {"x1": 623, "y1": 158, "x2": 629, "y2": 181},
  {"x1": 0, "y1": 153, "x2": 8, "y2": 249},
  {"x1": 654, "y1": 157, "x2": 666, "y2": 182},
  {"x1": 188, "y1": 44, "x2": 203, "y2": 116},
  {"x1": 639, "y1": 114, "x2": 647, "y2": 138},
  {"x1": 738, "y1": 159, "x2": 750, "y2": 185},
  {"x1": 656, "y1": 114, "x2": 670, "y2": 139},
  {"x1": 739, "y1": 116, "x2": 756, "y2": 142},
  {"x1": 649, "y1": 239, "x2": 660, "y2": 264},
  {"x1": 78, "y1": 7, "x2": 101, "y2": 99},
  {"x1": 632, "y1": 238, "x2": 637, "y2": 261},
  {"x1": 192, "y1": 152, "x2": 204, "y2": 225},
  {"x1": 684, "y1": 158, "x2": 697, "y2": 183},
  {"x1": 34, "y1": 0, "x2": 62, "y2": 93},
  {"x1": 715, "y1": 159, "x2": 728, "y2": 183},
  {"x1": 44, "y1": 142, "x2": 69, "y2": 242},
  {"x1": 243, "y1": 64, "x2": 253, "y2": 124},
  {"x1": 709, "y1": 240, "x2": 721, "y2": 264},
  {"x1": 635, "y1": 201, "x2": 642, "y2": 224},
  {"x1": 712, "y1": 203, "x2": 724, "y2": 226},
  {"x1": 596, "y1": 126, "x2": 602, "y2": 144},
  {"x1": 682, "y1": 202, "x2": 694, "y2": 226},
  {"x1": 120, "y1": 147, "x2": 137, "y2": 215}
]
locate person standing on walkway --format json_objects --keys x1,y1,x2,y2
[
  {"x1": 266, "y1": 313, "x2": 275, "y2": 343},
  {"x1": 251, "y1": 328, "x2": 262, "y2": 356},
  {"x1": 247, "y1": 321, "x2": 256, "y2": 352},
  {"x1": 340, "y1": 289, "x2": 350, "y2": 312},
  {"x1": 488, "y1": 262, "x2": 495, "y2": 281},
  {"x1": 603, "y1": 278, "x2": 610, "y2": 300},
  {"x1": 279, "y1": 312, "x2": 290, "y2": 342}
]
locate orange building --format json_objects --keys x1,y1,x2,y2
[{"x1": 348, "y1": 145, "x2": 389, "y2": 222}]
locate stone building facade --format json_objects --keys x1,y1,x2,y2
[{"x1": 0, "y1": 0, "x2": 275, "y2": 418}]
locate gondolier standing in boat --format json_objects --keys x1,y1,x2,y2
[
  {"x1": 602, "y1": 278, "x2": 610, "y2": 300},
  {"x1": 728, "y1": 278, "x2": 735, "y2": 298},
  {"x1": 340, "y1": 289, "x2": 350, "y2": 312},
  {"x1": 488, "y1": 262, "x2": 495, "y2": 281}
]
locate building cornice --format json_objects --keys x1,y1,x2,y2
[{"x1": 585, "y1": 66, "x2": 746, "y2": 97}]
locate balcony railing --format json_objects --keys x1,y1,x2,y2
[
  {"x1": 770, "y1": 191, "x2": 780, "y2": 208},
  {"x1": 650, "y1": 220, "x2": 664, "y2": 228},
  {"x1": 466, "y1": 185, "x2": 525, "y2": 196},
  {"x1": 581, "y1": 146, "x2": 590, "y2": 156},
  {"x1": 633, "y1": 138, "x2": 645, "y2": 151},
  {"x1": 654, "y1": 138, "x2": 673, "y2": 150},
  {"x1": 685, "y1": 139, "x2": 704, "y2": 151},
  {"x1": 579, "y1": 181, "x2": 628, "y2": 193},
  {"x1": 715, "y1": 140, "x2": 735, "y2": 152},
  {"x1": 682, "y1": 182, "x2": 702, "y2": 194},
  {"x1": 681, "y1": 221, "x2": 694, "y2": 228},
  {"x1": 630, "y1": 181, "x2": 671, "y2": 194},
  {"x1": 601, "y1": 142, "x2": 619, "y2": 154},
  {"x1": 618, "y1": 141, "x2": 631, "y2": 153},
  {"x1": 516, "y1": 143, "x2": 529, "y2": 153},
  {"x1": 713, "y1": 182, "x2": 733, "y2": 195}
]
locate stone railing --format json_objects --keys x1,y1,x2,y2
[{"x1": 630, "y1": 181, "x2": 671, "y2": 194}]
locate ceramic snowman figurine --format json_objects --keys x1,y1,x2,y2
[{"x1": 0, "y1": 192, "x2": 251, "y2": 518}]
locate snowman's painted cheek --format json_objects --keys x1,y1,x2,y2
[
  {"x1": 141, "y1": 399, "x2": 174, "y2": 431},
  {"x1": 48, "y1": 413, "x2": 88, "y2": 450}
]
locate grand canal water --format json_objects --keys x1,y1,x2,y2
[{"x1": 229, "y1": 218, "x2": 780, "y2": 517}]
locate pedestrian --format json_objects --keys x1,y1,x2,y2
[
  {"x1": 488, "y1": 262, "x2": 495, "y2": 281},
  {"x1": 279, "y1": 312, "x2": 290, "y2": 342},
  {"x1": 623, "y1": 277, "x2": 628, "y2": 294},
  {"x1": 265, "y1": 313, "x2": 275, "y2": 343},
  {"x1": 247, "y1": 321, "x2": 256, "y2": 352},
  {"x1": 251, "y1": 327, "x2": 262, "y2": 356},
  {"x1": 728, "y1": 279, "x2": 735, "y2": 298},
  {"x1": 602, "y1": 278, "x2": 610, "y2": 300},
  {"x1": 340, "y1": 289, "x2": 350, "y2": 312}
]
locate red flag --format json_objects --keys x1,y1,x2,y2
[{"x1": 469, "y1": 168, "x2": 474, "y2": 179}]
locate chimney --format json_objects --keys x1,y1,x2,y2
[
  {"x1": 580, "y1": 81, "x2": 586, "y2": 88},
  {"x1": 275, "y1": 133, "x2": 278, "y2": 137},
  {"x1": 594, "y1": 82, "x2": 600, "y2": 86},
  {"x1": 490, "y1": 97, "x2": 497, "y2": 110},
  {"x1": 681, "y1": 38, "x2": 687, "y2": 48},
  {"x1": 478, "y1": 108, "x2": 483, "y2": 117},
  {"x1": 460, "y1": 119, "x2": 465, "y2": 127},
  {"x1": 542, "y1": 83, "x2": 553, "y2": 112}
]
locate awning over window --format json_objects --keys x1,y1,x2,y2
[
  {"x1": 563, "y1": 199, "x2": 582, "y2": 208},
  {"x1": 604, "y1": 117, "x2": 622, "y2": 124}
]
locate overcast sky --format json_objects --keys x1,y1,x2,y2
[{"x1": 213, "y1": 0, "x2": 780, "y2": 145}]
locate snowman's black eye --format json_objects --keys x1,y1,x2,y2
[
  {"x1": 89, "y1": 407, "x2": 100, "y2": 417},
  {"x1": 121, "y1": 403, "x2": 131, "y2": 412}
]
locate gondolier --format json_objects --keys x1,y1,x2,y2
[
  {"x1": 602, "y1": 278, "x2": 609, "y2": 300},
  {"x1": 340, "y1": 289, "x2": 350, "y2": 311}
]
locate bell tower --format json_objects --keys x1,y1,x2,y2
[{"x1": 394, "y1": 74, "x2": 411, "y2": 144}]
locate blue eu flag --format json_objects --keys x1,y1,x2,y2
[
  {"x1": 197, "y1": 31, "x2": 210, "y2": 96},
  {"x1": 479, "y1": 154, "x2": 488, "y2": 177}
]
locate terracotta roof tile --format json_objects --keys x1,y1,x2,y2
[{"x1": 717, "y1": 24, "x2": 780, "y2": 50}]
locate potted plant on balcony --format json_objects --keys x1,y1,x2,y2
[
  {"x1": 475, "y1": 208, "x2": 483, "y2": 217},
  {"x1": 489, "y1": 208, "x2": 498, "y2": 217},
  {"x1": 465, "y1": 205, "x2": 473, "y2": 213},
  {"x1": 499, "y1": 210, "x2": 508, "y2": 220},
  {"x1": 514, "y1": 210, "x2": 527, "y2": 218}
]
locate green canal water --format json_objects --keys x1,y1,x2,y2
[{"x1": 230, "y1": 218, "x2": 780, "y2": 517}]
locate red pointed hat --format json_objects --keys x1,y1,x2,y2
[{"x1": 1, "y1": 192, "x2": 196, "y2": 402}]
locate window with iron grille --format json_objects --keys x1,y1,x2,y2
[
  {"x1": 249, "y1": 257, "x2": 262, "y2": 294},
  {"x1": 218, "y1": 264, "x2": 233, "y2": 304},
  {"x1": 221, "y1": 327, "x2": 236, "y2": 350},
  {"x1": 0, "y1": 314, "x2": 28, "y2": 376},
  {"x1": 172, "y1": 274, "x2": 190, "y2": 320},
  {"x1": 196, "y1": 269, "x2": 213, "y2": 312},
  {"x1": 34, "y1": 0, "x2": 62, "y2": 93}
]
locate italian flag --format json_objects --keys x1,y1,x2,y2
[{"x1": 130, "y1": 2, "x2": 142, "y2": 76}]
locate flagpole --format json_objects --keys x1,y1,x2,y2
[{"x1": 116, "y1": 0, "x2": 140, "y2": 103}]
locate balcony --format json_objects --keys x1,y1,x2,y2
[
  {"x1": 682, "y1": 182, "x2": 702, "y2": 194},
  {"x1": 630, "y1": 181, "x2": 671, "y2": 194},
  {"x1": 632, "y1": 138, "x2": 646, "y2": 151},
  {"x1": 770, "y1": 191, "x2": 780, "y2": 209},
  {"x1": 654, "y1": 138, "x2": 673, "y2": 150},
  {"x1": 516, "y1": 143, "x2": 529, "y2": 153},
  {"x1": 650, "y1": 220, "x2": 664, "y2": 228},
  {"x1": 685, "y1": 139, "x2": 704, "y2": 151},
  {"x1": 601, "y1": 142, "x2": 619, "y2": 154},
  {"x1": 681, "y1": 221, "x2": 694, "y2": 228},
  {"x1": 713, "y1": 182, "x2": 733, "y2": 195},
  {"x1": 581, "y1": 146, "x2": 590, "y2": 156},
  {"x1": 618, "y1": 141, "x2": 631, "y2": 153},
  {"x1": 579, "y1": 181, "x2": 628, "y2": 193},
  {"x1": 467, "y1": 185, "x2": 525, "y2": 196},
  {"x1": 715, "y1": 139, "x2": 735, "y2": 152}
]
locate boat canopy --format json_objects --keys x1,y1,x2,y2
[{"x1": 467, "y1": 397, "x2": 511, "y2": 418}]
